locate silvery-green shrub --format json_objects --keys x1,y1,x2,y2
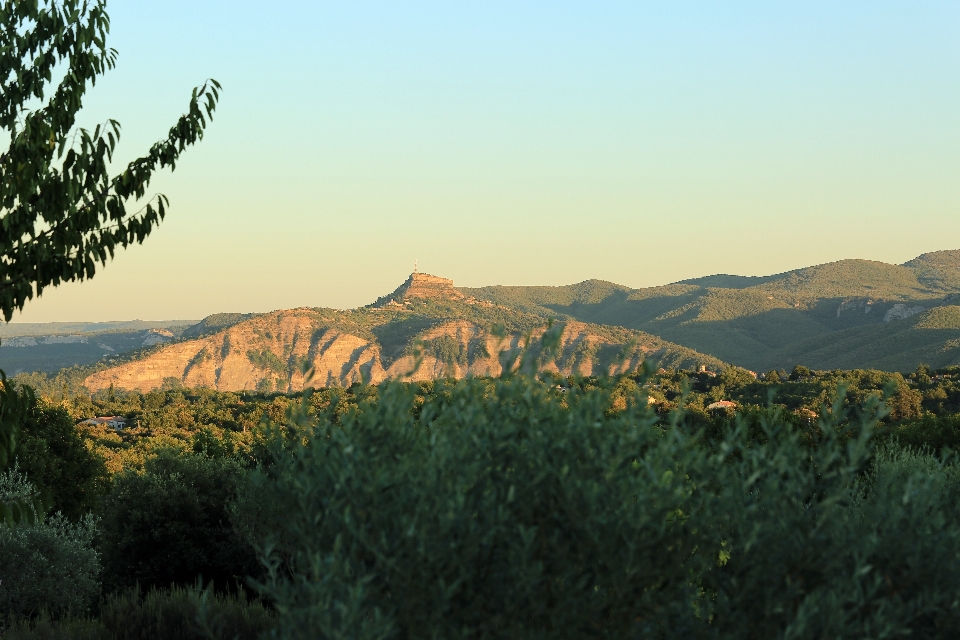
[
  {"x1": 246, "y1": 377, "x2": 717, "y2": 638},
  {"x1": 247, "y1": 375, "x2": 960, "y2": 639},
  {"x1": 0, "y1": 467, "x2": 100, "y2": 619}
]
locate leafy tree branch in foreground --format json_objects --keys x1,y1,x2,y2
[
  {"x1": 0, "y1": 0, "x2": 220, "y2": 525},
  {"x1": 0, "y1": 0, "x2": 221, "y2": 321}
]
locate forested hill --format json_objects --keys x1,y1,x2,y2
[
  {"x1": 19, "y1": 251, "x2": 960, "y2": 386},
  {"x1": 83, "y1": 273, "x2": 723, "y2": 393},
  {"x1": 460, "y1": 250, "x2": 960, "y2": 373}
]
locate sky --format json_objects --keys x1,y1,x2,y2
[{"x1": 10, "y1": 0, "x2": 960, "y2": 322}]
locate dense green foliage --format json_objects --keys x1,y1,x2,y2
[
  {"x1": 0, "y1": 512, "x2": 100, "y2": 620},
  {"x1": 242, "y1": 375, "x2": 960, "y2": 638},
  {"x1": 250, "y1": 377, "x2": 705, "y2": 637},
  {"x1": 0, "y1": 468, "x2": 100, "y2": 619},
  {"x1": 3, "y1": 584, "x2": 274, "y2": 640},
  {"x1": 14, "y1": 400, "x2": 108, "y2": 520},
  {"x1": 882, "y1": 413, "x2": 960, "y2": 453},
  {"x1": 66, "y1": 386, "x2": 271, "y2": 472},
  {"x1": 98, "y1": 450, "x2": 258, "y2": 594}
]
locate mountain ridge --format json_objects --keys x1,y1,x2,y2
[
  {"x1": 10, "y1": 251, "x2": 960, "y2": 384},
  {"x1": 461, "y1": 250, "x2": 960, "y2": 372},
  {"x1": 83, "y1": 274, "x2": 724, "y2": 393}
]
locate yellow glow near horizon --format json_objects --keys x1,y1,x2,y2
[{"x1": 7, "y1": 1, "x2": 960, "y2": 322}]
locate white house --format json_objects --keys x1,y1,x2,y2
[{"x1": 80, "y1": 416, "x2": 127, "y2": 430}]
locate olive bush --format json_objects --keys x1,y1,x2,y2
[
  {"x1": 0, "y1": 468, "x2": 100, "y2": 619},
  {"x1": 699, "y1": 404, "x2": 960, "y2": 638},
  {"x1": 246, "y1": 377, "x2": 713, "y2": 638},
  {"x1": 247, "y1": 376, "x2": 960, "y2": 639}
]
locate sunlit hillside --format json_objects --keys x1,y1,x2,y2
[
  {"x1": 82, "y1": 273, "x2": 723, "y2": 393},
  {"x1": 463, "y1": 250, "x2": 960, "y2": 372}
]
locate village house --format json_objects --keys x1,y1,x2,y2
[
  {"x1": 706, "y1": 400, "x2": 737, "y2": 411},
  {"x1": 80, "y1": 416, "x2": 127, "y2": 430}
]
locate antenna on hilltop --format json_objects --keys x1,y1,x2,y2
[{"x1": 414, "y1": 259, "x2": 418, "y2": 274}]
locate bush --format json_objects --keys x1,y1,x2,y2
[
  {"x1": 248, "y1": 376, "x2": 960, "y2": 638},
  {"x1": 698, "y1": 416, "x2": 960, "y2": 637},
  {"x1": 98, "y1": 450, "x2": 258, "y2": 594},
  {"x1": 246, "y1": 377, "x2": 711, "y2": 637},
  {"x1": 14, "y1": 399, "x2": 109, "y2": 520},
  {"x1": 881, "y1": 412, "x2": 960, "y2": 454},
  {"x1": 0, "y1": 468, "x2": 100, "y2": 620},
  {"x1": 2, "y1": 584, "x2": 276, "y2": 640}
]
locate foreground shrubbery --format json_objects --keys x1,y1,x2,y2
[
  {"x1": 0, "y1": 468, "x2": 100, "y2": 619},
  {"x1": 98, "y1": 450, "x2": 259, "y2": 594},
  {"x1": 245, "y1": 376, "x2": 960, "y2": 638},
  {"x1": 3, "y1": 584, "x2": 275, "y2": 640},
  {"x1": 7, "y1": 372, "x2": 960, "y2": 637}
]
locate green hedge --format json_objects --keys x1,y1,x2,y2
[{"x1": 244, "y1": 376, "x2": 960, "y2": 639}]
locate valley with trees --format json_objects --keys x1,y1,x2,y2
[
  {"x1": 4, "y1": 1, "x2": 960, "y2": 638},
  {"x1": 9, "y1": 292, "x2": 960, "y2": 636}
]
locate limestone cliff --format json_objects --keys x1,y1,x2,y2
[
  {"x1": 372, "y1": 272, "x2": 462, "y2": 305},
  {"x1": 84, "y1": 274, "x2": 725, "y2": 393}
]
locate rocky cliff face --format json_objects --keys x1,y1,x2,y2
[{"x1": 84, "y1": 274, "x2": 724, "y2": 393}]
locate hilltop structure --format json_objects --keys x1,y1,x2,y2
[{"x1": 371, "y1": 272, "x2": 464, "y2": 307}]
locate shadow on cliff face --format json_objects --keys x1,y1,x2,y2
[{"x1": 372, "y1": 317, "x2": 442, "y2": 367}]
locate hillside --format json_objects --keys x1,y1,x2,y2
[
  {"x1": 462, "y1": 251, "x2": 960, "y2": 372},
  {"x1": 84, "y1": 273, "x2": 723, "y2": 393},
  {"x1": 23, "y1": 251, "x2": 960, "y2": 383}
]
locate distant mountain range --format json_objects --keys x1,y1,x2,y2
[
  {"x1": 463, "y1": 250, "x2": 960, "y2": 373},
  {"x1": 5, "y1": 250, "x2": 960, "y2": 390}
]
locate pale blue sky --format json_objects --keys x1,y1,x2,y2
[{"x1": 14, "y1": 1, "x2": 960, "y2": 321}]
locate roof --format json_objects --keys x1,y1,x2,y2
[{"x1": 706, "y1": 400, "x2": 737, "y2": 410}]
